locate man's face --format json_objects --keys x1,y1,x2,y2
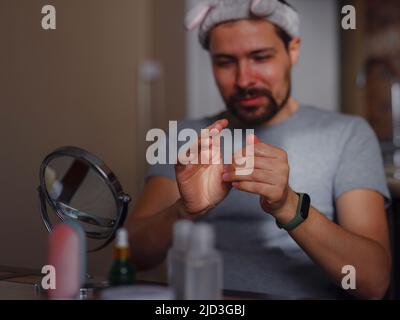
[{"x1": 209, "y1": 19, "x2": 298, "y2": 126}]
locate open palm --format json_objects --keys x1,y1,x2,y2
[{"x1": 175, "y1": 119, "x2": 231, "y2": 215}]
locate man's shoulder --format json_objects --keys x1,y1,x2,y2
[{"x1": 300, "y1": 106, "x2": 372, "y2": 134}]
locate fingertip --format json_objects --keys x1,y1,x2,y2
[
  {"x1": 210, "y1": 119, "x2": 229, "y2": 132},
  {"x1": 217, "y1": 119, "x2": 229, "y2": 130},
  {"x1": 247, "y1": 134, "x2": 261, "y2": 145},
  {"x1": 246, "y1": 134, "x2": 255, "y2": 145}
]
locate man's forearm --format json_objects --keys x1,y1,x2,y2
[
  {"x1": 129, "y1": 200, "x2": 185, "y2": 270},
  {"x1": 288, "y1": 208, "x2": 391, "y2": 299}
]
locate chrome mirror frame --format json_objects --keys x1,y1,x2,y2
[{"x1": 38, "y1": 146, "x2": 131, "y2": 252}]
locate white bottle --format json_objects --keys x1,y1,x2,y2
[
  {"x1": 167, "y1": 220, "x2": 194, "y2": 300},
  {"x1": 184, "y1": 223, "x2": 223, "y2": 300}
]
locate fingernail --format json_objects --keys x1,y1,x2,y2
[{"x1": 222, "y1": 173, "x2": 230, "y2": 181}]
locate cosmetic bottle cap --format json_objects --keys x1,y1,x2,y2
[
  {"x1": 115, "y1": 228, "x2": 129, "y2": 248},
  {"x1": 172, "y1": 220, "x2": 194, "y2": 251},
  {"x1": 189, "y1": 223, "x2": 215, "y2": 254}
]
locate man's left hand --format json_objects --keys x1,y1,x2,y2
[{"x1": 223, "y1": 135, "x2": 299, "y2": 224}]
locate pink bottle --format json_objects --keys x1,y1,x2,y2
[{"x1": 47, "y1": 222, "x2": 86, "y2": 300}]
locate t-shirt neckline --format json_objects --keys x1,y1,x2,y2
[{"x1": 254, "y1": 104, "x2": 306, "y2": 132}]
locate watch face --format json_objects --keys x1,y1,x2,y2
[{"x1": 300, "y1": 194, "x2": 311, "y2": 219}]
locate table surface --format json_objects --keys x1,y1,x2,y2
[{"x1": 0, "y1": 265, "x2": 284, "y2": 300}]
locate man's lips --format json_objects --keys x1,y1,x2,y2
[{"x1": 238, "y1": 96, "x2": 265, "y2": 107}]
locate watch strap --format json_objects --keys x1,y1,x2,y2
[{"x1": 276, "y1": 193, "x2": 310, "y2": 231}]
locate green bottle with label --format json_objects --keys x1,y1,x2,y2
[{"x1": 108, "y1": 228, "x2": 135, "y2": 286}]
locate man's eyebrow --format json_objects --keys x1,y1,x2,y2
[
  {"x1": 212, "y1": 48, "x2": 276, "y2": 59},
  {"x1": 249, "y1": 48, "x2": 276, "y2": 55},
  {"x1": 212, "y1": 53, "x2": 235, "y2": 59}
]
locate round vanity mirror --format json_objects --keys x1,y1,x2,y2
[{"x1": 38, "y1": 147, "x2": 131, "y2": 252}]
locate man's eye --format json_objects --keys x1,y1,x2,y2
[
  {"x1": 254, "y1": 55, "x2": 272, "y2": 62},
  {"x1": 215, "y1": 60, "x2": 235, "y2": 67}
]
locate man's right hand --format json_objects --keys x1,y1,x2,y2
[{"x1": 175, "y1": 119, "x2": 231, "y2": 216}]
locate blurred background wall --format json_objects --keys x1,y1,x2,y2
[
  {"x1": 341, "y1": 0, "x2": 400, "y2": 143},
  {"x1": 0, "y1": 0, "x2": 186, "y2": 277}
]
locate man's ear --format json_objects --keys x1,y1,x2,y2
[{"x1": 289, "y1": 37, "x2": 301, "y2": 66}]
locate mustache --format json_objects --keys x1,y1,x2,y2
[{"x1": 229, "y1": 87, "x2": 274, "y2": 103}]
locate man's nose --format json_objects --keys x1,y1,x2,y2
[{"x1": 236, "y1": 62, "x2": 256, "y2": 89}]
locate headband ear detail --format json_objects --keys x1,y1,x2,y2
[
  {"x1": 185, "y1": 2, "x2": 216, "y2": 31},
  {"x1": 250, "y1": 0, "x2": 279, "y2": 17}
]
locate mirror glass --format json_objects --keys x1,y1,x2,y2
[
  {"x1": 45, "y1": 157, "x2": 117, "y2": 239},
  {"x1": 38, "y1": 147, "x2": 131, "y2": 252}
]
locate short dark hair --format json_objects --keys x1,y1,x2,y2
[
  {"x1": 274, "y1": 24, "x2": 293, "y2": 51},
  {"x1": 278, "y1": 0, "x2": 296, "y2": 10},
  {"x1": 276, "y1": 0, "x2": 295, "y2": 51}
]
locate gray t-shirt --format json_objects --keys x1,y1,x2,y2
[{"x1": 146, "y1": 105, "x2": 390, "y2": 299}]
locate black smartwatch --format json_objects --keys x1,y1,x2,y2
[{"x1": 276, "y1": 193, "x2": 311, "y2": 231}]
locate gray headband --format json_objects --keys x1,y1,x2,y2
[{"x1": 185, "y1": 0, "x2": 300, "y2": 49}]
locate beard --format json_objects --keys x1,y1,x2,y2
[{"x1": 225, "y1": 81, "x2": 291, "y2": 127}]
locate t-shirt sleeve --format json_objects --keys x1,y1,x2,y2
[
  {"x1": 334, "y1": 117, "x2": 391, "y2": 207},
  {"x1": 145, "y1": 127, "x2": 176, "y2": 181},
  {"x1": 146, "y1": 162, "x2": 176, "y2": 182}
]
